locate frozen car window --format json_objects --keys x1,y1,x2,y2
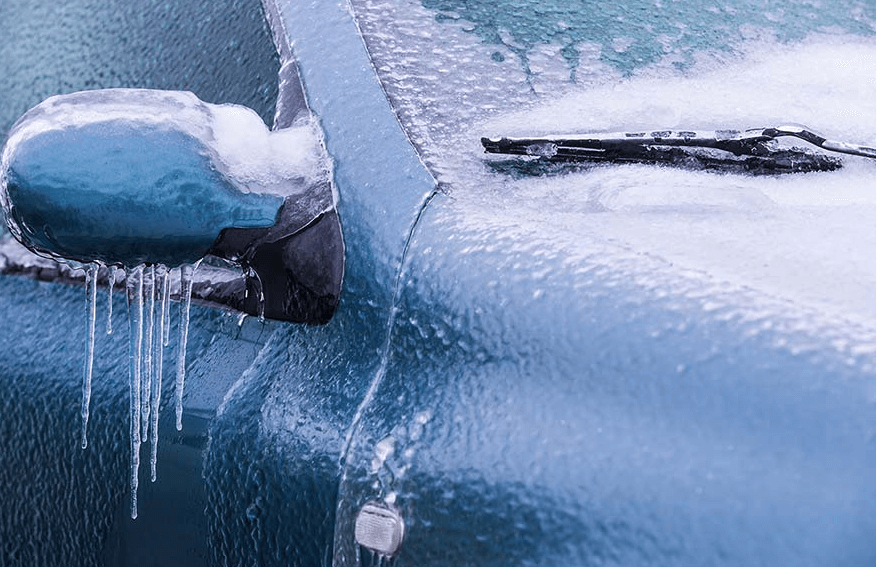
[
  {"x1": 0, "y1": 0, "x2": 280, "y2": 245},
  {"x1": 0, "y1": 0, "x2": 279, "y2": 136},
  {"x1": 420, "y1": 0, "x2": 875, "y2": 76}
]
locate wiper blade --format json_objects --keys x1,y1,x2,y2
[{"x1": 481, "y1": 125, "x2": 874, "y2": 174}]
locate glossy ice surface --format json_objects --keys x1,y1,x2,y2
[
  {"x1": 422, "y1": 0, "x2": 875, "y2": 77},
  {"x1": 0, "y1": 0, "x2": 282, "y2": 564},
  {"x1": 0, "y1": 0, "x2": 874, "y2": 565},
  {"x1": 0, "y1": 0, "x2": 279, "y2": 136},
  {"x1": 1, "y1": 89, "x2": 329, "y2": 266},
  {"x1": 307, "y1": 0, "x2": 875, "y2": 565}
]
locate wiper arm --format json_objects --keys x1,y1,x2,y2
[
  {"x1": 759, "y1": 125, "x2": 875, "y2": 159},
  {"x1": 481, "y1": 125, "x2": 874, "y2": 174}
]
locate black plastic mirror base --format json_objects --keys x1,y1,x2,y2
[{"x1": 209, "y1": 210, "x2": 343, "y2": 324}]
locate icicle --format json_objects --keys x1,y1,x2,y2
[
  {"x1": 246, "y1": 266, "x2": 266, "y2": 322},
  {"x1": 162, "y1": 268, "x2": 172, "y2": 347},
  {"x1": 150, "y1": 264, "x2": 169, "y2": 482},
  {"x1": 141, "y1": 266, "x2": 155, "y2": 441},
  {"x1": 106, "y1": 265, "x2": 117, "y2": 334},
  {"x1": 174, "y1": 264, "x2": 195, "y2": 431},
  {"x1": 126, "y1": 265, "x2": 144, "y2": 519},
  {"x1": 80, "y1": 263, "x2": 99, "y2": 450},
  {"x1": 258, "y1": 288, "x2": 266, "y2": 323}
]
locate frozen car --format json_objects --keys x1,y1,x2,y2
[{"x1": 0, "y1": 0, "x2": 873, "y2": 566}]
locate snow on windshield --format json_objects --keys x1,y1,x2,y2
[{"x1": 350, "y1": 0, "x2": 875, "y2": 332}]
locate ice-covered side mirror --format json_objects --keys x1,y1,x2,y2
[{"x1": 0, "y1": 89, "x2": 343, "y2": 323}]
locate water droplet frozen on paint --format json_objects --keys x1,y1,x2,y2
[{"x1": 370, "y1": 435, "x2": 396, "y2": 473}]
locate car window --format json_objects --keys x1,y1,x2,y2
[{"x1": 0, "y1": 0, "x2": 279, "y2": 136}]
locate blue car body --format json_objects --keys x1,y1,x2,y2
[{"x1": 0, "y1": 0, "x2": 873, "y2": 566}]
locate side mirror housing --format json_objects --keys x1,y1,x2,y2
[{"x1": 1, "y1": 89, "x2": 343, "y2": 323}]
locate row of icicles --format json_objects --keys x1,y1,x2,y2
[{"x1": 81, "y1": 262, "x2": 197, "y2": 519}]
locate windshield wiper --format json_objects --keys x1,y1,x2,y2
[{"x1": 481, "y1": 125, "x2": 875, "y2": 174}]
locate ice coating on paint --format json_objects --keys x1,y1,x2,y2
[
  {"x1": 175, "y1": 264, "x2": 195, "y2": 431},
  {"x1": 80, "y1": 264, "x2": 98, "y2": 450},
  {"x1": 2, "y1": 89, "x2": 330, "y2": 196},
  {"x1": 125, "y1": 265, "x2": 144, "y2": 519},
  {"x1": 0, "y1": 88, "x2": 332, "y2": 516},
  {"x1": 0, "y1": 88, "x2": 333, "y2": 268}
]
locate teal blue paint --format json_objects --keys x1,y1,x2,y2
[
  {"x1": 5, "y1": 123, "x2": 282, "y2": 266},
  {"x1": 422, "y1": 0, "x2": 876, "y2": 77}
]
